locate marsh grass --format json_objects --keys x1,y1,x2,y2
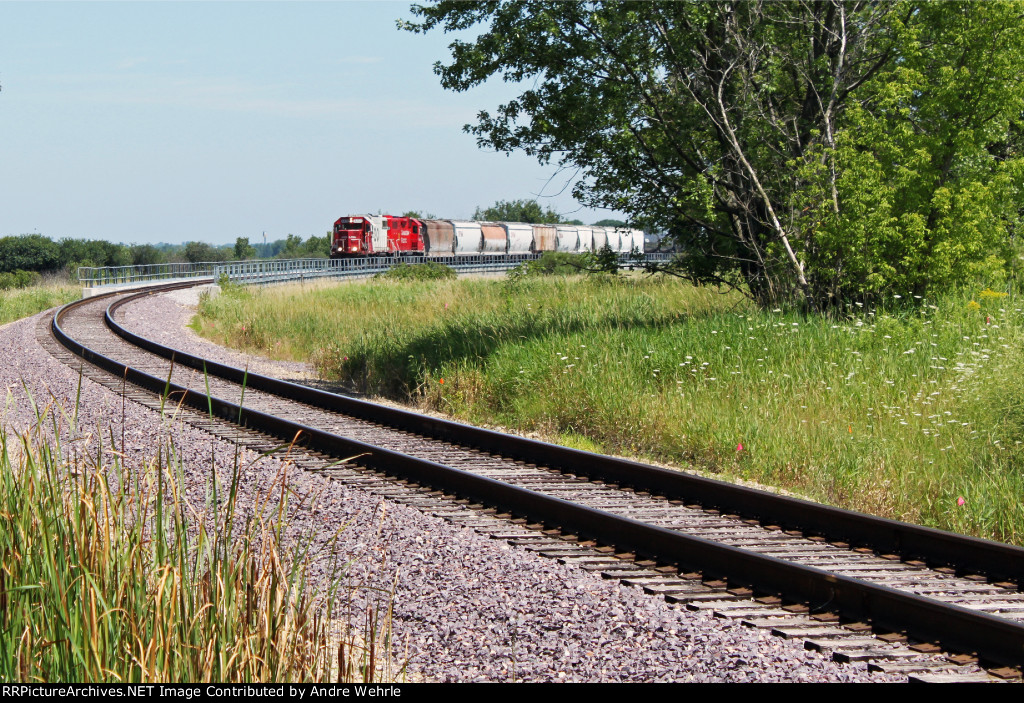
[
  {"x1": 0, "y1": 403, "x2": 399, "y2": 682},
  {"x1": 194, "y1": 276, "x2": 1024, "y2": 543}
]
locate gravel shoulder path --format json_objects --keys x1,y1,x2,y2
[{"x1": 0, "y1": 293, "x2": 897, "y2": 682}]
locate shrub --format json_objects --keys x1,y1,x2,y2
[
  {"x1": 375, "y1": 261, "x2": 456, "y2": 281},
  {"x1": 507, "y1": 252, "x2": 596, "y2": 279},
  {"x1": 0, "y1": 269, "x2": 42, "y2": 290}
]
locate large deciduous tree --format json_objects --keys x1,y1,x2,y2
[{"x1": 405, "y1": 1, "x2": 1024, "y2": 309}]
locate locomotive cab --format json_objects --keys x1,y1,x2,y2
[{"x1": 332, "y1": 216, "x2": 369, "y2": 257}]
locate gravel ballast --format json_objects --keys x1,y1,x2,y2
[{"x1": 0, "y1": 290, "x2": 900, "y2": 682}]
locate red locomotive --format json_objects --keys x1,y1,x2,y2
[{"x1": 331, "y1": 215, "x2": 425, "y2": 257}]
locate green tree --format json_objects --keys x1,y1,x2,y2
[
  {"x1": 472, "y1": 198, "x2": 564, "y2": 223},
  {"x1": 805, "y1": 2, "x2": 1024, "y2": 303},
  {"x1": 277, "y1": 233, "x2": 329, "y2": 259},
  {"x1": 304, "y1": 233, "x2": 330, "y2": 257},
  {"x1": 406, "y1": 1, "x2": 1024, "y2": 309},
  {"x1": 129, "y1": 244, "x2": 165, "y2": 266},
  {"x1": 58, "y1": 238, "x2": 130, "y2": 268},
  {"x1": 0, "y1": 235, "x2": 60, "y2": 273},
  {"x1": 183, "y1": 241, "x2": 228, "y2": 263},
  {"x1": 234, "y1": 236, "x2": 257, "y2": 260}
]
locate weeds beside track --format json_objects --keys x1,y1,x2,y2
[{"x1": 194, "y1": 276, "x2": 1024, "y2": 544}]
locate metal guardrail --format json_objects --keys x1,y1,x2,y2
[
  {"x1": 213, "y1": 254, "x2": 536, "y2": 286},
  {"x1": 77, "y1": 261, "x2": 226, "y2": 288},
  {"x1": 78, "y1": 253, "x2": 673, "y2": 289}
]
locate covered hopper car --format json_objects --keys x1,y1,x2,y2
[{"x1": 331, "y1": 215, "x2": 644, "y2": 259}]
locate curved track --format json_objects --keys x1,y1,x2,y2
[{"x1": 47, "y1": 282, "x2": 1024, "y2": 681}]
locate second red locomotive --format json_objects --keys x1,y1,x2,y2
[{"x1": 331, "y1": 215, "x2": 425, "y2": 257}]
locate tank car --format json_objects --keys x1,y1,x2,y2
[
  {"x1": 421, "y1": 220, "x2": 454, "y2": 257},
  {"x1": 451, "y1": 221, "x2": 484, "y2": 254},
  {"x1": 531, "y1": 224, "x2": 557, "y2": 253},
  {"x1": 555, "y1": 225, "x2": 580, "y2": 253},
  {"x1": 479, "y1": 222, "x2": 509, "y2": 254},
  {"x1": 504, "y1": 223, "x2": 534, "y2": 255}
]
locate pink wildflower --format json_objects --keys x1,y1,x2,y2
[
  {"x1": 736, "y1": 443, "x2": 743, "y2": 452},
  {"x1": 957, "y1": 496, "x2": 966, "y2": 506}
]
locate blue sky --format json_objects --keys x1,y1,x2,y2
[{"x1": 0, "y1": 1, "x2": 611, "y2": 245}]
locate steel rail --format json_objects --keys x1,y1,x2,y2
[{"x1": 48, "y1": 284, "x2": 1024, "y2": 666}]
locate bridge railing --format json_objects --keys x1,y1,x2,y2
[
  {"x1": 77, "y1": 261, "x2": 230, "y2": 288},
  {"x1": 78, "y1": 252, "x2": 672, "y2": 289},
  {"x1": 212, "y1": 254, "x2": 545, "y2": 286}
]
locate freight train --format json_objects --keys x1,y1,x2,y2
[{"x1": 330, "y1": 215, "x2": 645, "y2": 258}]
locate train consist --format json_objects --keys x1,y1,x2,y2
[{"x1": 330, "y1": 215, "x2": 645, "y2": 258}]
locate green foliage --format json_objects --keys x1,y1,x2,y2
[
  {"x1": 0, "y1": 235, "x2": 131, "y2": 274},
  {"x1": 254, "y1": 240, "x2": 285, "y2": 258},
  {"x1": 0, "y1": 269, "x2": 42, "y2": 290},
  {"x1": 129, "y1": 243, "x2": 166, "y2": 266},
  {"x1": 375, "y1": 261, "x2": 456, "y2": 281},
  {"x1": 471, "y1": 198, "x2": 564, "y2": 224},
  {"x1": 234, "y1": 236, "x2": 257, "y2": 260},
  {"x1": 278, "y1": 233, "x2": 329, "y2": 259},
  {"x1": 509, "y1": 248, "x2": 624, "y2": 280},
  {"x1": 58, "y1": 238, "x2": 131, "y2": 269},
  {"x1": 406, "y1": 1, "x2": 1024, "y2": 310},
  {"x1": 592, "y1": 244, "x2": 621, "y2": 275},
  {"x1": 0, "y1": 235, "x2": 60, "y2": 273},
  {"x1": 800, "y1": 2, "x2": 1024, "y2": 304},
  {"x1": 508, "y1": 249, "x2": 621, "y2": 284},
  {"x1": 183, "y1": 241, "x2": 230, "y2": 263},
  {"x1": 509, "y1": 251, "x2": 594, "y2": 277}
]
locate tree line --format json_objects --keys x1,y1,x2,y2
[
  {"x1": 406, "y1": 0, "x2": 1024, "y2": 310},
  {"x1": 0, "y1": 233, "x2": 332, "y2": 283}
]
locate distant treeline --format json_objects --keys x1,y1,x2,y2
[{"x1": 0, "y1": 233, "x2": 331, "y2": 281}]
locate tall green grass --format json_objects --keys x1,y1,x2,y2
[
  {"x1": 194, "y1": 276, "x2": 1024, "y2": 543},
  {"x1": 0, "y1": 282, "x2": 79, "y2": 326},
  {"x1": 0, "y1": 407, "x2": 398, "y2": 682}
]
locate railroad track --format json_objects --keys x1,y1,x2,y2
[{"x1": 43, "y1": 281, "x2": 1024, "y2": 683}]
